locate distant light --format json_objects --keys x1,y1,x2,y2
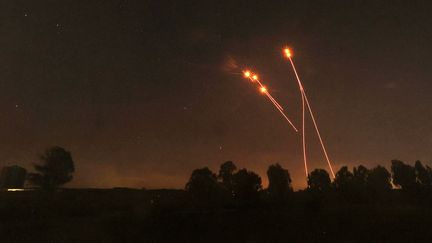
[
  {"x1": 7, "y1": 188, "x2": 24, "y2": 192},
  {"x1": 260, "y1": 86, "x2": 267, "y2": 93},
  {"x1": 284, "y1": 48, "x2": 292, "y2": 58},
  {"x1": 252, "y1": 75, "x2": 258, "y2": 81},
  {"x1": 243, "y1": 70, "x2": 251, "y2": 78}
]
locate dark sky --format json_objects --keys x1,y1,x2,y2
[{"x1": 1, "y1": 0, "x2": 432, "y2": 189}]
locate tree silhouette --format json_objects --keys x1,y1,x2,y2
[
  {"x1": 366, "y1": 166, "x2": 392, "y2": 193},
  {"x1": 185, "y1": 167, "x2": 223, "y2": 201},
  {"x1": 333, "y1": 166, "x2": 354, "y2": 192},
  {"x1": 267, "y1": 163, "x2": 292, "y2": 201},
  {"x1": 218, "y1": 161, "x2": 237, "y2": 193},
  {"x1": 391, "y1": 160, "x2": 416, "y2": 190},
  {"x1": 353, "y1": 165, "x2": 369, "y2": 190},
  {"x1": 414, "y1": 160, "x2": 432, "y2": 187},
  {"x1": 0, "y1": 165, "x2": 27, "y2": 189},
  {"x1": 308, "y1": 169, "x2": 331, "y2": 192},
  {"x1": 232, "y1": 169, "x2": 262, "y2": 203},
  {"x1": 28, "y1": 146, "x2": 75, "y2": 190}
]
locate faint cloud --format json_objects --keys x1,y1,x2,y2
[
  {"x1": 221, "y1": 55, "x2": 239, "y2": 73},
  {"x1": 384, "y1": 82, "x2": 397, "y2": 89}
]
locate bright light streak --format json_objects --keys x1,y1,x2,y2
[
  {"x1": 7, "y1": 188, "x2": 24, "y2": 192},
  {"x1": 301, "y1": 94, "x2": 308, "y2": 177},
  {"x1": 267, "y1": 93, "x2": 284, "y2": 111},
  {"x1": 264, "y1": 92, "x2": 299, "y2": 132},
  {"x1": 252, "y1": 77, "x2": 284, "y2": 111},
  {"x1": 256, "y1": 82, "x2": 298, "y2": 132},
  {"x1": 303, "y1": 92, "x2": 335, "y2": 178},
  {"x1": 242, "y1": 69, "x2": 298, "y2": 132},
  {"x1": 285, "y1": 52, "x2": 336, "y2": 179}
]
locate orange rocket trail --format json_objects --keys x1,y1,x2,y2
[
  {"x1": 243, "y1": 70, "x2": 298, "y2": 132},
  {"x1": 283, "y1": 48, "x2": 336, "y2": 179},
  {"x1": 252, "y1": 76, "x2": 284, "y2": 111}
]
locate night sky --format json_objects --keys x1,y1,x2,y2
[{"x1": 2, "y1": 1, "x2": 432, "y2": 189}]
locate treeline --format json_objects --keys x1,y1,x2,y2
[
  {"x1": 185, "y1": 160, "x2": 432, "y2": 205},
  {"x1": 0, "y1": 146, "x2": 75, "y2": 190}
]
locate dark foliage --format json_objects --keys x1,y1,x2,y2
[
  {"x1": 414, "y1": 160, "x2": 432, "y2": 187},
  {"x1": 391, "y1": 160, "x2": 417, "y2": 191},
  {"x1": 218, "y1": 161, "x2": 237, "y2": 193},
  {"x1": 353, "y1": 165, "x2": 369, "y2": 190},
  {"x1": 366, "y1": 165, "x2": 392, "y2": 194},
  {"x1": 232, "y1": 169, "x2": 262, "y2": 203},
  {"x1": 308, "y1": 169, "x2": 331, "y2": 192},
  {"x1": 28, "y1": 146, "x2": 75, "y2": 190},
  {"x1": 267, "y1": 163, "x2": 292, "y2": 202},
  {"x1": 333, "y1": 166, "x2": 354, "y2": 191},
  {"x1": 0, "y1": 165, "x2": 27, "y2": 189},
  {"x1": 333, "y1": 166, "x2": 357, "y2": 201},
  {"x1": 185, "y1": 167, "x2": 225, "y2": 203}
]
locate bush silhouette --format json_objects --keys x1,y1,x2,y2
[
  {"x1": 0, "y1": 165, "x2": 27, "y2": 189},
  {"x1": 218, "y1": 161, "x2": 237, "y2": 194},
  {"x1": 366, "y1": 165, "x2": 391, "y2": 193},
  {"x1": 232, "y1": 169, "x2": 262, "y2": 203},
  {"x1": 333, "y1": 166, "x2": 354, "y2": 192},
  {"x1": 185, "y1": 167, "x2": 224, "y2": 202},
  {"x1": 28, "y1": 146, "x2": 75, "y2": 190},
  {"x1": 267, "y1": 163, "x2": 292, "y2": 202},
  {"x1": 353, "y1": 165, "x2": 369, "y2": 191},
  {"x1": 308, "y1": 169, "x2": 331, "y2": 192},
  {"x1": 414, "y1": 160, "x2": 432, "y2": 187},
  {"x1": 391, "y1": 160, "x2": 416, "y2": 191}
]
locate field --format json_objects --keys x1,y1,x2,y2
[{"x1": 1, "y1": 189, "x2": 432, "y2": 242}]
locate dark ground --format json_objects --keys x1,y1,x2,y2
[{"x1": 1, "y1": 189, "x2": 432, "y2": 242}]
